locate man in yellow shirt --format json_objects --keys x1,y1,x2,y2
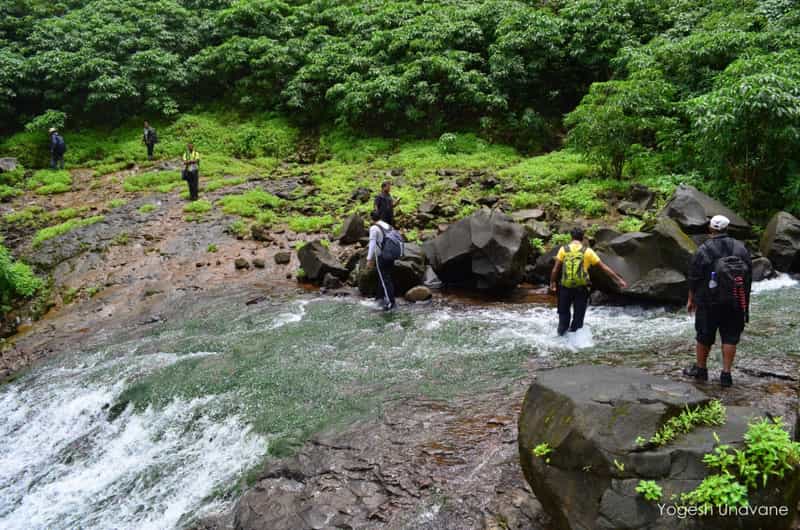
[
  {"x1": 549, "y1": 228, "x2": 628, "y2": 336},
  {"x1": 181, "y1": 142, "x2": 201, "y2": 201}
]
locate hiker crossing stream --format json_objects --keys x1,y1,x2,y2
[{"x1": 1, "y1": 276, "x2": 798, "y2": 529}]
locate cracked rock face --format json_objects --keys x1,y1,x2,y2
[
  {"x1": 232, "y1": 394, "x2": 550, "y2": 530},
  {"x1": 518, "y1": 365, "x2": 799, "y2": 530}
]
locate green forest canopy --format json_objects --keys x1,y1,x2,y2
[{"x1": 1, "y1": 0, "x2": 800, "y2": 216}]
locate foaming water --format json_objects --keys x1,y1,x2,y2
[
  {"x1": 751, "y1": 273, "x2": 798, "y2": 293},
  {"x1": 1, "y1": 278, "x2": 797, "y2": 529},
  {"x1": 0, "y1": 352, "x2": 265, "y2": 530}
]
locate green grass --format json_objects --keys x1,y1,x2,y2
[
  {"x1": 218, "y1": 189, "x2": 280, "y2": 217},
  {"x1": 184, "y1": 199, "x2": 213, "y2": 214},
  {"x1": 3, "y1": 206, "x2": 46, "y2": 226},
  {"x1": 106, "y1": 198, "x2": 127, "y2": 209},
  {"x1": 287, "y1": 214, "x2": 334, "y2": 233},
  {"x1": 51, "y1": 206, "x2": 90, "y2": 222},
  {"x1": 138, "y1": 203, "x2": 157, "y2": 214},
  {"x1": 204, "y1": 176, "x2": 247, "y2": 192},
  {"x1": 124, "y1": 171, "x2": 183, "y2": 193},
  {"x1": 27, "y1": 170, "x2": 72, "y2": 195},
  {"x1": 32, "y1": 215, "x2": 105, "y2": 246}
]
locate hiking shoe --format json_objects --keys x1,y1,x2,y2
[
  {"x1": 720, "y1": 371, "x2": 733, "y2": 388},
  {"x1": 682, "y1": 364, "x2": 708, "y2": 381},
  {"x1": 383, "y1": 302, "x2": 396, "y2": 312}
]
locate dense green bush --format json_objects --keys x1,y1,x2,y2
[{"x1": 1, "y1": 0, "x2": 799, "y2": 218}]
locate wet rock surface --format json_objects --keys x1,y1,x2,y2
[{"x1": 234, "y1": 390, "x2": 550, "y2": 530}]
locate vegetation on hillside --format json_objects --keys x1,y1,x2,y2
[{"x1": 1, "y1": 0, "x2": 798, "y2": 218}]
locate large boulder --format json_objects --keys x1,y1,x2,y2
[
  {"x1": 357, "y1": 243, "x2": 425, "y2": 297},
  {"x1": 423, "y1": 208, "x2": 530, "y2": 290},
  {"x1": 660, "y1": 184, "x2": 751, "y2": 238},
  {"x1": 751, "y1": 256, "x2": 777, "y2": 282},
  {"x1": 338, "y1": 214, "x2": 368, "y2": 245},
  {"x1": 591, "y1": 217, "x2": 697, "y2": 304},
  {"x1": 0, "y1": 158, "x2": 18, "y2": 173},
  {"x1": 519, "y1": 365, "x2": 800, "y2": 530},
  {"x1": 297, "y1": 241, "x2": 349, "y2": 283},
  {"x1": 760, "y1": 212, "x2": 800, "y2": 273}
]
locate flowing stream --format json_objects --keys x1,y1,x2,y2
[{"x1": 1, "y1": 276, "x2": 798, "y2": 529}]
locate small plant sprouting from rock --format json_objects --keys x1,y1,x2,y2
[
  {"x1": 295, "y1": 267, "x2": 306, "y2": 280},
  {"x1": 550, "y1": 233, "x2": 572, "y2": 246},
  {"x1": 533, "y1": 443, "x2": 553, "y2": 463},
  {"x1": 613, "y1": 459, "x2": 625, "y2": 472},
  {"x1": 649, "y1": 400, "x2": 726, "y2": 447},
  {"x1": 635, "y1": 436, "x2": 647, "y2": 447},
  {"x1": 207, "y1": 244, "x2": 218, "y2": 253},
  {"x1": 636, "y1": 416, "x2": 800, "y2": 513},
  {"x1": 635, "y1": 480, "x2": 662, "y2": 502},
  {"x1": 530, "y1": 238, "x2": 545, "y2": 254},
  {"x1": 138, "y1": 203, "x2": 156, "y2": 214}
]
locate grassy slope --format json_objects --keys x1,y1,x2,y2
[{"x1": 0, "y1": 110, "x2": 689, "y2": 251}]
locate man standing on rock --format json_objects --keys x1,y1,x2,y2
[
  {"x1": 684, "y1": 215, "x2": 752, "y2": 387},
  {"x1": 49, "y1": 127, "x2": 66, "y2": 169},
  {"x1": 182, "y1": 142, "x2": 200, "y2": 201},
  {"x1": 367, "y1": 211, "x2": 404, "y2": 311},
  {"x1": 550, "y1": 227, "x2": 627, "y2": 336},
  {"x1": 374, "y1": 181, "x2": 401, "y2": 226},
  {"x1": 143, "y1": 121, "x2": 158, "y2": 161}
]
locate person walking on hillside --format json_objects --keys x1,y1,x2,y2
[
  {"x1": 550, "y1": 227, "x2": 628, "y2": 336},
  {"x1": 367, "y1": 211, "x2": 405, "y2": 311},
  {"x1": 182, "y1": 142, "x2": 201, "y2": 201},
  {"x1": 143, "y1": 121, "x2": 158, "y2": 160},
  {"x1": 49, "y1": 128, "x2": 66, "y2": 169},
  {"x1": 374, "y1": 181, "x2": 401, "y2": 226},
  {"x1": 684, "y1": 215, "x2": 752, "y2": 387}
]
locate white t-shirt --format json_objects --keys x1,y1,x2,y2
[{"x1": 367, "y1": 221, "x2": 391, "y2": 260}]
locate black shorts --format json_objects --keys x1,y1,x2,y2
[{"x1": 695, "y1": 305, "x2": 745, "y2": 346}]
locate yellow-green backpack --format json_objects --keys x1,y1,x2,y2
[{"x1": 561, "y1": 245, "x2": 588, "y2": 288}]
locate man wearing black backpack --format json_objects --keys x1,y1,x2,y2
[
  {"x1": 49, "y1": 128, "x2": 66, "y2": 169},
  {"x1": 366, "y1": 210, "x2": 404, "y2": 311},
  {"x1": 684, "y1": 215, "x2": 752, "y2": 387},
  {"x1": 143, "y1": 121, "x2": 158, "y2": 160}
]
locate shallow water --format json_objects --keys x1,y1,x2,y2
[{"x1": 1, "y1": 277, "x2": 798, "y2": 529}]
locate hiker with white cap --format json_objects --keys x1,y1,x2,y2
[
  {"x1": 684, "y1": 214, "x2": 752, "y2": 387},
  {"x1": 49, "y1": 127, "x2": 66, "y2": 169}
]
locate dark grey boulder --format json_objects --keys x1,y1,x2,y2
[
  {"x1": 593, "y1": 228, "x2": 622, "y2": 249},
  {"x1": 234, "y1": 258, "x2": 250, "y2": 270},
  {"x1": 760, "y1": 211, "x2": 800, "y2": 273},
  {"x1": 751, "y1": 256, "x2": 776, "y2": 282},
  {"x1": 357, "y1": 243, "x2": 425, "y2": 297},
  {"x1": 251, "y1": 224, "x2": 274, "y2": 242},
  {"x1": 618, "y1": 184, "x2": 656, "y2": 216},
  {"x1": 297, "y1": 241, "x2": 348, "y2": 283},
  {"x1": 274, "y1": 252, "x2": 291, "y2": 265},
  {"x1": 519, "y1": 364, "x2": 800, "y2": 530},
  {"x1": 660, "y1": 184, "x2": 751, "y2": 238},
  {"x1": 423, "y1": 208, "x2": 530, "y2": 290},
  {"x1": 524, "y1": 220, "x2": 552, "y2": 240},
  {"x1": 338, "y1": 214, "x2": 367, "y2": 245},
  {"x1": 510, "y1": 209, "x2": 545, "y2": 223},
  {"x1": 322, "y1": 272, "x2": 342, "y2": 289},
  {"x1": 532, "y1": 247, "x2": 560, "y2": 284},
  {"x1": 591, "y1": 217, "x2": 697, "y2": 304}
]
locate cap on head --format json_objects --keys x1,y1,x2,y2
[
  {"x1": 709, "y1": 215, "x2": 730, "y2": 232},
  {"x1": 48, "y1": 127, "x2": 57, "y2": 134}
]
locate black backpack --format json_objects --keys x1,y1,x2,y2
[
  {"x1": 378, "y1": 225, "x2": 404, "y2": 262},
  {"x1": 151, "y1": 128, "x2": 159, "y2": 144},
  {"x1": 711, "y1": 255, "x2": 751, "y2": 313},
  {"x1": 53, "y1": 134, "x2": 67, "y2": 155}
]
